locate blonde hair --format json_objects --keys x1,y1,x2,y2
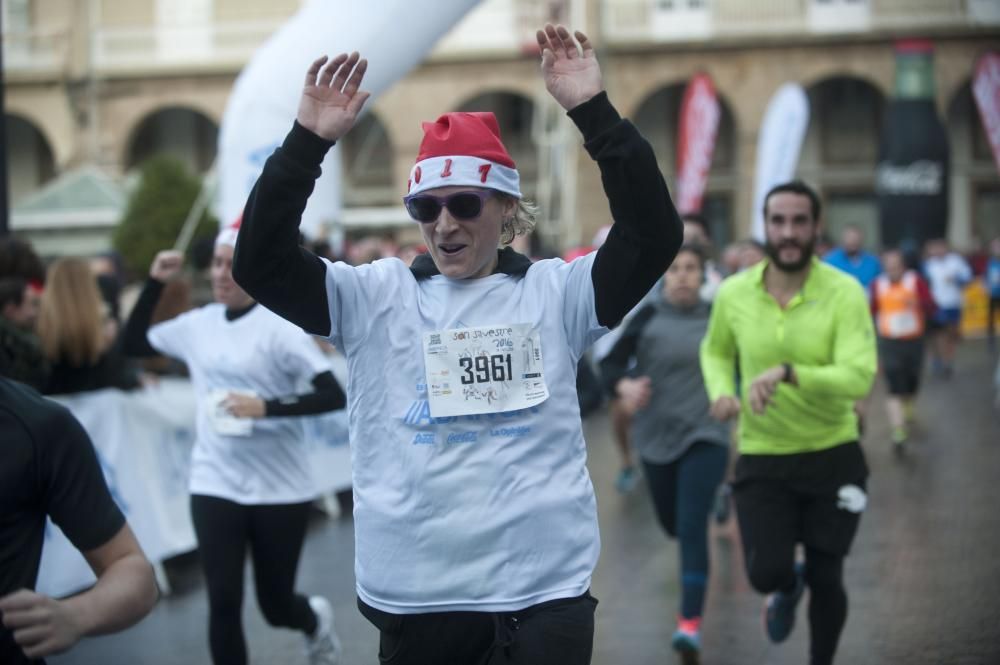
[
  {"x1": 498, "y1": 195, "x2": 538, "y2": 246},
  {"x1": 37, "y1": 257, "x2": 106, "y2": 367}
]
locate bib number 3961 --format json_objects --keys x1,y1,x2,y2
[{"x1": 422, "y1": 323, "x2": 549, "y2": 417}]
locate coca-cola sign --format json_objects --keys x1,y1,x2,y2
[{"x1": 876, "y1": 160, "x2": 944, "y2": 195}]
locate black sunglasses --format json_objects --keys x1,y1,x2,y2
[{"x1": 403, "y1": 190, "x2": 496, "y2": 223}]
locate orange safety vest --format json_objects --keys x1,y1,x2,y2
[{"x1": 875, "y1": 271, "x2": 925, "y2": 339}]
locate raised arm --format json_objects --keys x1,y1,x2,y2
[
  {"x1": 233, "y1": 53, "x2": 370, "y2": 336},
  {"x1": 121, "y1": 250, "x2": 182, "y2": 357},
  {"x1": 536, "y1": 25, "x2": 682, "y2": 328}
]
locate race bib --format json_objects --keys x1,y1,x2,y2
[
  {"x1": 207, "y1": 389, "x2": 254, "y2": 437},
  {"x1": 422, "y1": 324, "x2": 549, "y2": 417},
  {"x1": 886, "y1": 311, "x2": 919, "y2": 338}
]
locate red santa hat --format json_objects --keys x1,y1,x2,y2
[
  {"x1": 407, "y1": 112, "x2": 521, "y2": 198},
  {"x1": 215, "y1": 215, "x2": 242, "y2": 248}
]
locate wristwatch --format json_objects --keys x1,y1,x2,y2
[{"x1": 782, "y1": 362, "x2": 793, "y2": 383}]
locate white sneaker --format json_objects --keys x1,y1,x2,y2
[{"x1": 305, "y1": 595, "x2": 342, "y2": 665}]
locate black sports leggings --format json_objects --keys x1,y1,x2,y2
[
  {"x1": 641, "y1": 441, "x2": 728, "y2": 619},
  {"x1": 190, "y1": 494, "x2": 317, "y2": 665}
]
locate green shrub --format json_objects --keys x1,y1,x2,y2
[{"x1": 113, "y1": 156, "x2": 217, "y2": 276}]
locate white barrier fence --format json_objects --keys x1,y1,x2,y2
[{"x1": 36, "y1": 378, "x2": 352, "y2": 598}]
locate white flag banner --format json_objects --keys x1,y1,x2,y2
[
  {"x1": 751, "y1": 83, "x2": 810, "y2": 241},
  {"x1": 217, "y1": 0, "x2": 483, "y2": 236}
]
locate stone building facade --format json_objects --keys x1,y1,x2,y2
[{"x1": 5, "y1": 0, "x2": 999, "y2": 256}]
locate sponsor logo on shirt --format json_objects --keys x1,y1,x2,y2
[
  {"x1": 405, "y1": 381, "x2": 535, "y2": 443},
  {"x1": 446, "y1": 431, "x2": 478, "y2": 444},
  {"x1": 489, "y1": 425, "x2": 531, "y2": 438}
]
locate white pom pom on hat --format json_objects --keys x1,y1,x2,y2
[
  {"x1": 407, "y1": 112, "x2": 521, "y2": 199},
  {"x1": 215, "y1": 215, "x2": 242, "y2": 248}
]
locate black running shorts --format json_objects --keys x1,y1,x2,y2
[
  {"x1": 732, "y1": 441, "x2": 868, "y2": 557},
  {"x1": 879, "y1": 337, "x2": 925, "y2": 396}
]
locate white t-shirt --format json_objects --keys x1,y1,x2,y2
[
  {"x1": 324, "y1": 253, "x2": 607, "y2": 614},
  {"x1": 148, "y1": 304, "x2": 331, "y2": 504},
  {"x1": 924, "y1": 253, "x2": 972, "y2": 309}
]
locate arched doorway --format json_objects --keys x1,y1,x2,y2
[
  {"x1": 633, "y1": 81, "x2": 737, "y2": 247},
  {"x1": 800, "y1": 76, "x2": 886, "y2": 249},
  {"x1": 125, "y1": 107, "x2": 218, "y2": 174},
  {"x1": 5, "y1": 114, "x2": 56, "y2": 204},
  {"x1": 948, "y1": 80, "x2": 1000, "y2": 248}
]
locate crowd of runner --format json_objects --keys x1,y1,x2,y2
[{"x1": 2, "y1": 22, "x2": 999, "y2": 665}]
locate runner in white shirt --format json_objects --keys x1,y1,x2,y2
[
  {"x1": 122, "y1": 227, "x2": 347, "y2": 665},
  {"x1": 922, "y1": 238, "x2": 973, "y2": 377},
  {"x1": 232, "y1": 24, "x2": 682, "y2": 665}
]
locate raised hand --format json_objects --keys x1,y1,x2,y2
[
  {"x1": 536, "y1": 24, "x2": 603, "y2": 111},
  {"x1": 150, "y1": 250, "x2": 184, "y2": 282},
  {"x1": 297, "y1": 52, "x2": 371, "y2": 141}
]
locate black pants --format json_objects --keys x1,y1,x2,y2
[
  {"x1": 732, "y1": 443, "x2": 868, "y2": 665},
  {"x1": 358, "y1": 591, "x2": 598, "y2": 665},
  {"x1": 190, "y1": 494, "x2": 317, "y2": 665}
]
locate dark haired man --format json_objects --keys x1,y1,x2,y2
[
  {"x1": 700, "y1": 181, "x2": 876, "y2": 665},
  {"x1": 0, "y1": 376, "x2": 158, "y2": 663},
  {"x1": 0, "y1": 278, "x2": 48, "y2": 390}
]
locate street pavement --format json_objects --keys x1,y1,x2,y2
[{"x1": 51, "y1": 340, "x2": 1000, "y2": 665}]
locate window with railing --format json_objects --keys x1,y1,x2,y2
[
  {"x1": 3, "y1": 0, "x2": 30, "y2": 31},
  {"x1": 808, "y1": 0, "x2": 870, "y2": 32},
  {"x1": 651, "y1": 0, "x2": 711, "y2": 39}
]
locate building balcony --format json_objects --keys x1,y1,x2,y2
[
  {"x1": 2, "y1": 28, "x2": 70, "y2": 77},
  {"x1": 91, "y1": 19, "x2": 282, "y2": 74},
  {"x1": 601, "y1": 0, "x2": 1000, "y2": 46}
]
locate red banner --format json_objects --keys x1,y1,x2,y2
[
  {"x1": 973, "y1": 52, "x2": 1000, "y2": 176},
  {"x1": 675, "y1": 73, "x2": 720, "y2": 215}
]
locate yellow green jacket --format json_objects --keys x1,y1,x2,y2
[{"x1": 700, "y1": 257, "x2": 876, "y2": 455}]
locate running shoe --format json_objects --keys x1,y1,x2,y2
[
  {"x1": 764, "y1": 562, "x2": 805, "y2": 643},
  {"x1": 615, "y1": 466, "x2": 638, "y2": 494},
  {"x1": 671, "y1": 616, "x2": 701, "y2": 665},
  {"x1": 305, "y1": 596, "x2": 342, "y2": 665}
]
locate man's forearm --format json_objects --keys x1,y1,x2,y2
[
  {"x1": 63, "y1": 553, "x2": 158, "y2": 638},
  {"x1": 788, "y1": 363, "x2": 875, "y2": 401}
]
